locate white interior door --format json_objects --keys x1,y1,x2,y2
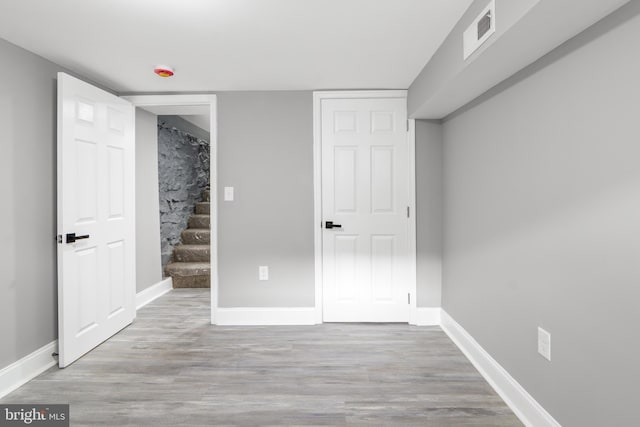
[
  {"x1": 57, "y1": 73, "x2": 136, "y2": 367},
  {"x1": 321, "y1": 95, "x2": 410, "y2": 322}
]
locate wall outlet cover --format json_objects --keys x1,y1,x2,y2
[{"x1": 538, "y1": 327, "x2": 551, "y2": 361}]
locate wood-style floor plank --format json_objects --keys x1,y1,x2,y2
[{"x1": 1, "y1": 289, "x2": 522, "y2": 426}]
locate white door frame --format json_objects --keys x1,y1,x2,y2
[
  {"x1": 123, "y1": 94, "x2": 219, "y2": 324},
  {"x1": 312, "y1": 90, "x2": 418, "y2": 324}
]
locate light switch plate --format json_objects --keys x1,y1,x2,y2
[
  {"x1": 259, "y1": 266, "x2": 269, "y2": 281},
  {"x1": 538, "y1": 327, "x2": 551, "y2": 361},
  {"x1": 224, "y1": 186, "x2": 234, "y2": 201}
]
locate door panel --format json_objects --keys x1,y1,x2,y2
[
  {"x1": 57, "y1": 72, "x2": 135, "y2": 367},
  {"x1": 321, "y1": 96, "x2": 409, "y2": 322}
]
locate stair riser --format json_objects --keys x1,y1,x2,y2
[
  {"x1": 195, "y1": 203, "x2": 210, "y2": 215},
  {"x1": 172, "y1": 276, "x2": 210, "y2": 288},
  {"x1": 174, "y1": 248, "x2": 210, "y2": 262},
  {"x1": 181, "y1": 230, "x2": 210, "y2": 244},
  {"x1": 189, "y1": 216, "x2": 210, "y2": 229}
]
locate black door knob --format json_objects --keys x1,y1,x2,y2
[
  {"x1": 66, "y1": 233, "x2": 90, "y2": 244},
  {"x1": 325, "y1": 221, "x2": 342, "y2": 229}
]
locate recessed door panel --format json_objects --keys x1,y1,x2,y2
[
  {"x1": 75, "y1": 139, "x2": 98, "y2": 223},
  {"x1": 334, "y1": 111, "x2": 357, "y2": 134},
  {"x1": 75, "y1": 246, "x2": 98, "y2": 336},
  {"x1": 371, "y1": 235, "x2": 394, "y2": 302},
  {"x1": 107, "y1": 146, "x2": 124, "y2": 219},
  {"x1": 371, "y1": 112, "x2": 395, "y2": 134},
  {"x1": 76, "y1": 101, "x2": 95, "y2": 124},
  {"x1": 335, "y1": 235, "x2": 358, "y2": 301},
  {"x1": 371, "y1": 147, "x2": 394, "y2": 213},
  {"x1": 334, "y1": 147, "x2": 357, "y2": 213},
  {"x1": 107, "y1": 241, "x2": 125, "y2": 318}
]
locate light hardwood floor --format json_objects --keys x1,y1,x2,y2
[{"x1": 2, "y1": 290, "x2": 522, "y2": 426}]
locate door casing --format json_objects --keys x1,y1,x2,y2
[
  {"x1": 124, "y1": 94, "x2": 219, "y2": 324},
  {"x1": 312, "y1": 90, "x2": 417, "y2": 324}
]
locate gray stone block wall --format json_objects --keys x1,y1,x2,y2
[{"x1": 157, "y1": 117, "x2": 210, "y2": 269}]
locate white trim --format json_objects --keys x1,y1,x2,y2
[
  {"x1": 135, "y1": 278, "x2": 173, "y2": 310},
  {"x1": 124, "y1": 94, "x2": 216, "y2": 107},
  {"x1": 123, "y1": 94, "x2": 219, "y2": 325},
  {"x1": 0, "y1": 341, "x2": 58, "y2": 399},
  {"x1": 312, "y1": 90, "x2": 413, "y2": 324},
  {"x1": 312, "y1": 90, "x2": 408, "y2": 100},
  {"x1": 413, "y1": 307, "x2": 441, "y2": 326},
  {"x1": 312, "y1": 92, "x2": 324, "y2": 324},
  {"x1": 407, "y1": 119, "x2": 418, "y2": 325},
  {"x1": 440, "y1": 310, "x2": 562, "y2": 427},
  {"x1": 209, "y1": 98, "x2": 219, "y2": 325},
  {"x1": 216, "y1": 307, "x2": 318, "y2": 326}
]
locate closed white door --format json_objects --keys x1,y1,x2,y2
[
  {"x1": 57, "y1": 73, "x2": 136, "y2": 367},
  {"x1": 321, "y1": 96, "x2": 410, "y2": 322}
]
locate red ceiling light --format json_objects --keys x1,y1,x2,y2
[{"x1": 154, "y1": 65, "x2": 174, "y2": 78}]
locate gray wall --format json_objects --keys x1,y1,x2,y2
[
  {"x1": 0, "y1": 38, "x2": 60, "y2": 369},
  {"x1": 217, "y1": 92, "x2": 315, "y2": 307},
  {"x1": 135, "y1": 108, "x2": 162, "y2": 292},
  {"x1": 415, "y1": 121, "x2": 443, "y2": 308},
  {"x1": 441, "y1": 3, "x2": 640, "y2": 426}
]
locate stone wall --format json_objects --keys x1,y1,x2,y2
[{"x1": 157, "y1": 116, "x2": 210, "y2": 269}]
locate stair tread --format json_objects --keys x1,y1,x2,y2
[
  {"x1": 173, "y1": 245, "x2": 210, "y2": 261},
  {"x1": 165, "y1": 262, "x2": 210, "y2": 277},
  {"x1": 174, "y1": 244, "x2": 210, "y2": 250},
  {"x1": 181, "y1": 229, "x2": 211, "y2": 244},
  {"x1": 166, "y1": 261, "x2": 210, "y2": 267}
]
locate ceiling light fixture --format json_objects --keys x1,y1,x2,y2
[{"x1": 154, "y1": 65, "x2": 174, "y2": 78}]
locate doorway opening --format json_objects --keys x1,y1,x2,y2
[
  {"x1": 126, "y1": 95, "x2": 218, "y2": 324},
  {"x1": 157, "y1": 115, "x2": 211, "y2": 288}
]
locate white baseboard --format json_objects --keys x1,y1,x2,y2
[
  {"x1": 440, "y1": 310, "x2": 561, "y2": 427},
  {"x1": 411, "y1": 307, "x2": 442, "y2": 326},
  {"x1": 136, "y1": 278, "x2": 173, "y2": 310},
  {"x1": 0, "y1": 341, "x2": 58, "y2": 399},
  {"x1": 216, "y1": 307, "x2": 318, "y2": 325}
]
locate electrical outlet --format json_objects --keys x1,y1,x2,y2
[
  {"x1": 258, "y1": 266, "x2": 269, "y2": 281},
  {"x1": 538, "y1": 327, "x2": 551, "y2": 361}
]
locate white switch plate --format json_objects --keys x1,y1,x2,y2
[
  {"x1": 538, "y1": 327, "x2": 551, "y2": 361},
  {"x1": 224, "y1": 186, "x2": 234, "y2": 201},
  {"x1": 258, "y1": 266, "x2": 269, "y2": 281}
]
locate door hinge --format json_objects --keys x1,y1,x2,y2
[
  {"x1": 408, "y1": 293, "x2": 411, "y2": 304},
  {"x1": 406, "y1": 120, "x2": 409, "y2": 132},
  {"x1": 407, "y1": 206, "x2": 410, "y2": 218}
]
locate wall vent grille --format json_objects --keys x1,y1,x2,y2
[{"x1": 464, "y1": 0, "x2": 496, "y2": 60}]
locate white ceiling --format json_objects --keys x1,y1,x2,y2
[{"x1": 0, "y1": 0, "x2": 473, "y2": 93}]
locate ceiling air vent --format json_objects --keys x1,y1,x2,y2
[{"x1": 463, "y1": 0, "x2": 496, "y2": 60}]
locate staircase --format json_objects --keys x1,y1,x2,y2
[{"x1": 165, "y1": 189, "x2": 211, "y2": 288}]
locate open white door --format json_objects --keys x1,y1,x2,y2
[{"x1": 57, "y1": 73, "x2": 136, "y2": 367}]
